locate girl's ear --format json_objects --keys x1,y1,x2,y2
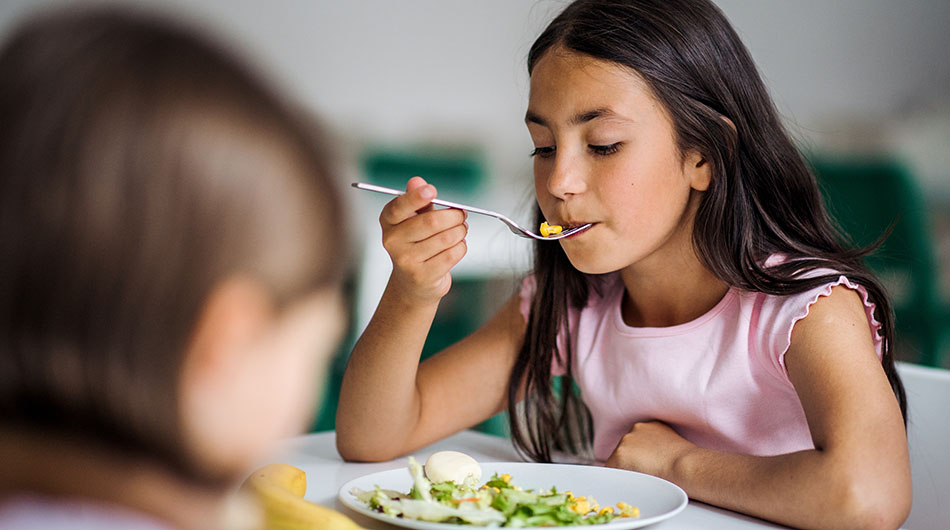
[
  {"x1": 685, "y1": 150, "x2": 712, "y2": 192},
  {"x1": 688, "y1": 115, "x2": 734, "y2": 192}
]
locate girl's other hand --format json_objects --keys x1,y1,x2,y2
[
  {"x1": 605, "y1": 421, "x2": 695, "y2": 481},
  {"x1": 379, "y1": 176, "x2": 468, "y2": 304}
]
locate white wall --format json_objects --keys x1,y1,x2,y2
[
  {"x1": 715, "y1": 0, "x2": 950, "y2": 196},
  {"x1": 3, "y1": 0, "x2": 948, "y2": 363},
  {"x1": 2, "y1": 0, "x2": 947, "y2": 195}
]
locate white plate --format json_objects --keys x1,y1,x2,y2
[{"x1": 338, "y1": 461, "x2": 687, "y2": 530}]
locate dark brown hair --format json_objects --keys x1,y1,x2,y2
[
  {"x1": 0, "y1": 8, "x2": 345, "y2": 480},
  {"x1": 508, "y1": 0, "x2": 905, "y2": 462}
]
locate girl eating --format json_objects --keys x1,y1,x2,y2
[{"x1": 337, "y1": 1, "x2": 911, "y2": 528}]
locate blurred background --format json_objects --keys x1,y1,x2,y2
[{"x1": 2, "y1": 0, "x2": 948, "y2": 432}]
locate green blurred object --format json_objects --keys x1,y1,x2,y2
[
  {"x1": 312, "y1": 273, "x2": 359, "y2": 432},
  {"x1": 311, "y1": 340, "x2": 351, "y2": 432},
  {"x1": 419, "y1": 278, "x2": 510, "y2": 437},
  {"x1": 810, "y1": 157, "x2": 949, "y2": 367},
  {"x1": 362, "y1": 147, "x2": 485, "y2": 194},
  {"x1": 312, "y1": 276, "x2": 511, "y2": 437}
]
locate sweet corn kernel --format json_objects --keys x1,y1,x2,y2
[
  {"x1": 539, "y1": 221, "x2": 562, "y2": 237},
  {"x1": 599, "y1": 506, "x2": 614, "y2": 516},
  {"x1": 617, "y1": 502, "x2": 640, "y2": 518},
  {"x1": 564, "y1": 491, "x2": 574, "y2": 499},
  {"x1": 500, "y1": 474, "x2": 511, "y2": 483},
  {"x1": 569, "y1": 499, "x2": 591, "y2": 515}
]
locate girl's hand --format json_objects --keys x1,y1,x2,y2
[
  {"x1": 379, "y1": 176, "x2": 468, "y2": 304},
  {"x1": 605, "y1": 421, "x2": 695, "y2": 480}
]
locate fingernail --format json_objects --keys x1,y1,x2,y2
[{"x1": 421, "y1": 186, "x2": 435, "y2": 199}]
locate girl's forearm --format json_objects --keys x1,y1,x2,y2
[
  {"x1": 335, "y1": 278, "x2": 440, "y2": 461},
  {"x1": 672, "y1": 447, "x2": 908, "y2": 530}
]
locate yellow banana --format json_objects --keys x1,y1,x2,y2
[
  {"x1": 242, "y1": 463, "x2": 363, "y2": 530},
  {"x1": 245, "y1": 463, "x2": 308, "y2": 498}
]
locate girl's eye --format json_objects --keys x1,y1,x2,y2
[
  {"x1": 529, "y1": 146, "x2": 556, "y2": 159},
  {"x1": 589, "y1": 142, "x2": 622, "y2": 156}
]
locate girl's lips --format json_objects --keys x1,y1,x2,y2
[
  {"x1": 561, "y1": 222, "x2": 595, "y2": 238},
  {"x1": 558, "y1": 220, "x2": 592, "y2": 229}
]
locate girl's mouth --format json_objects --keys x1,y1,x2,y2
[{"x1": 560, "y1": 223, "x2": 595, "y2": 238}]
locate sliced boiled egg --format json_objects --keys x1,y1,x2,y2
[{"x1": 424, "y1": 450, "x2": 482, "y2": 484}]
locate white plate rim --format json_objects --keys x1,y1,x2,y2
[{"x1": 337, "y1": 461, "x2": 688, "y2": 530}]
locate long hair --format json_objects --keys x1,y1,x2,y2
[
  {"x1": 508, "y1": 0, "x2": 905, "y2": 462},
  {"x1": 0, "y1": 8, "x2": 345, "y2": 483}
]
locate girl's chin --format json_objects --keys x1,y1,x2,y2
[{"x1": 563, "y1": 252, "x2": 621, "y2": 275}]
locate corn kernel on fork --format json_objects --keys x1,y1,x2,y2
[{"x1": 352, "y1": 182, "x2": 592, "y2": 241}]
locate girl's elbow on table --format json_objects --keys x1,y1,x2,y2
[{"x1": 808, "y1": 449, "x2": 911, "y2": 530}]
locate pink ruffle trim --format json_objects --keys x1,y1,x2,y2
[{"x1": 777, "y1": 275, "x2": 884, "y2": 380}]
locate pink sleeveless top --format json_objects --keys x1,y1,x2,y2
[{"x1": 519, "y1": 270, "x2": 882, "y2": 462}]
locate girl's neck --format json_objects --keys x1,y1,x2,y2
[
  {"x1": 619, "y1": 251, "x2": 728, "y2": 328},
  {"x1": 0, "y1": 427, "x2": 258, "y2": 530}
]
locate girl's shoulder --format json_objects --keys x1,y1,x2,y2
[
  {"x1": 749, "y1": 273, "x2": 882, "y2": 338},
  {"x1": 749, "y1": 257, "x2": 884, "y2": 381},
  {"x1": 754, "y1": 253, "x2": 881, "y2": 332}
]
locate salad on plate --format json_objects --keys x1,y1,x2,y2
[{"x1": 350, "y1": 451, "x2": 640, "y2": 527}]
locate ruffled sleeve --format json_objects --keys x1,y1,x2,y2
[{"x1": 753, "y1": 275, "x2": 884, "y2": 384}]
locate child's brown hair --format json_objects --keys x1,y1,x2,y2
[{"x1": 0, "y1": 7, "x2": 345, "y2": 481}]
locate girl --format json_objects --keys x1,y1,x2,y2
[
  {"x1": 0, "y1": 8, "x2": 346, "y2": 530},
  {"x1": 337, "y1": 0, "x2": 911, "y2": 528}
]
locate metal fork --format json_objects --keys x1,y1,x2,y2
[{"x1": 351, "y1": 182, "x2": 592, "y2": 241}]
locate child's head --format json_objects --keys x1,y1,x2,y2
[
  {"x1": 526, "y1": 38, "x2": 713, "y2": 275},
  {"x1": 0, "y1": 8, "x2": 347, "y2": 484},
  {"x1": 526, "y1": 0, "x2": 830, "y2": 276}
]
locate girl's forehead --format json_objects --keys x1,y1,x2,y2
[{"x1": 527, "y1": 48, "x2": 661, "y2": 123}]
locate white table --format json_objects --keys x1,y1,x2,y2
[{"x1": 270, "y1": 429, "x2": 787, "y2": 529}]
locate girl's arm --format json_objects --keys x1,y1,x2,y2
[
  {"x1": 606, "y1": 285, "x2": 912, "y2": 530},
  {"x1": 336, "y1": 177, "x2": 526, "y2": 461}
]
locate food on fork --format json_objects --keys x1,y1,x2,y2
[
  {"x1": 425, "y1": 450, "x2": 482, "y2": 485},
  {"x1": 540, "y1": 221, "x2": 563, "y2": 237}
]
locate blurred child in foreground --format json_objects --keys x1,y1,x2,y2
[{"x1": 0, "y1": 8, "x2": 347, "y2": 530}]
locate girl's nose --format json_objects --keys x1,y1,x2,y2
[{"x1": 546, "y1": 152, "x2": 587, "y2": 199}]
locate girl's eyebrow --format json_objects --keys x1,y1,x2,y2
[{"x1": 525, "y1": 107, "x2": 631, "y2": 127}]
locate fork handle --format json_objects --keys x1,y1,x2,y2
[{"x1": 351, "y1": 182, "x2": 500, "y2": 218}]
